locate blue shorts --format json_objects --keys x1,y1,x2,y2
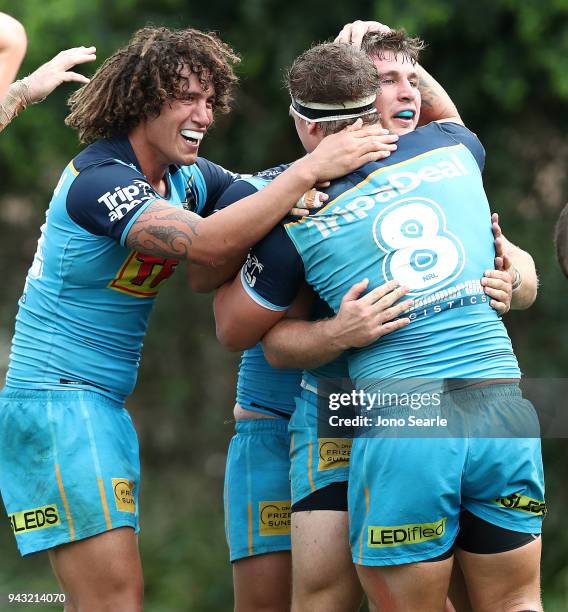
[
  {"x1": 224, "y1": 419, "x2": 291, "y2": 561},
  {"x1": 0, "y1": 389, "x2": 140, "y2": 556},
  {"x1": 289, "y1": 386, "x2": 351, "y2": 506},
  {"x1": 349, "y1": 384, "x2": 545, "y2": 566}
]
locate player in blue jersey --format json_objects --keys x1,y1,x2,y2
[
  {"x1": 214, "y1": 36, "x2": 543, "y2": 612},
  {"x1": 0, "y1": 26, "x2": 393, "y2": 611},
  {"x1": 189, "y1": 159, "x2": 406, "y2": 611}
]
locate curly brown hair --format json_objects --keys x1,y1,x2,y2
[
  {"x1": 361, "y1": 29, "x2": 425, "y2": 64},
  {"x1": 66, "y1": 26, "x2": 241, "y2": 143}
]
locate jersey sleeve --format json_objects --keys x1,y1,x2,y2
[
  {"x1": 66, "y1": 162, "x2": 160, "y2": 245},
  {"x1": 194, "y1": 158, "x2": 238, "y2": 217},
  {"x1": 240, "y1": 225, "x2": 305, "y2": 311},
  {"x1": 213, "y1": 179, "x2": 259, "y2": 212},
  {"x1": 438, "y1": 122, "x2": 486, "y2": 171}
]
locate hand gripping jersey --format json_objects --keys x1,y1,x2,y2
[
  {"x1": 6, "y1": 136, "x2": 235, "y2": 401},
  {"x1": 215, "y1": 167, "x2": 302, "y2": 417},
  {"x1": 239, "y1": 122, "x2": 520, "y2": 387}
]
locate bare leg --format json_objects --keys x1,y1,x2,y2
[
  {"x1": 292, "y1": 510, "x2": 363, "y2": 612},
  {"x1": 48, "y1": 527, "x2": 143, "y2": 612},
  {"x1": 356, "y1": 557, "x2": 454, "y2": 612},
  {"x1": 233, "y1": 551, "x2": 291, "y2": 612},
  {"x1": 456, "y1": 538, "x2": 542, "y2": 612}
]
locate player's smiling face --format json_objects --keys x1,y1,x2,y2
[
  {"x1": 371, "y1": 51, "x2": 421, "y2": 136},
  {"x1": 143, "y1": 70, "x2": 215, "y2": 167}
]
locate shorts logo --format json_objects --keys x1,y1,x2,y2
[
  {"x1": 368, "y1": 517, "x2": 446, "y2": 548},
  {"x1": 243, "y1": 253, "x2": 264, "y2": 288},
  {"x1": 318, "y1": 438, "x2": 352, "y2": 471},
  {"x1": 9, "y1": 504, "x2": 61, "y2": 534},
  {"x1": 494, "y1": 493, "x2": 547, "y2": 517},
  {"x1": 259, "y1": 501, "x2": 291, "y2": 536},
  {"x1": 109, "y1": 251, "x2": 179, "y2": 297},
  {"x1": 112, "y1": 479, "x2": 136, "y2": 513}
]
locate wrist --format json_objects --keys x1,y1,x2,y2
[
  {"x1": 510, "y1": 266, "x2": 522, "y2": 292},
  {"x1": 321, "y1": 316, "x2": 350, "y2": 352},
  {"x1": 291, "y1": 155, "x2": 318, "y2": 188}
]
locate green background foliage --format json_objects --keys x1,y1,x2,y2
[{"x1": 0, "y1": 0, "x2": 567, "y2": 609}]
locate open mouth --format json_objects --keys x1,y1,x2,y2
[
  {"x1": 180, "y1": 129, "x2": 204, "y2": 145},
  {"x1": 393, "y1": 110, "x2": 416, "y2": 120}
]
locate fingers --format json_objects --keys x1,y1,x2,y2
[
  {"x1": 334, "y1": 21, "x2": 389, "y2": 47},
  {"x1": 341, "y1": 278, "x2": 370, "y2": 303},
  {"x1": 377, "y1": 316, "x2": 411, "y2": 336},
  {"x1": 359, "y1": 280, "x2": 405, "y2": 304},
  {"x1": 502, "y1": 253, "x2": 513, "y2": 271},
  {"x1": 60, "y1": 71, "x2": 90, "y2": 84},
  {"x1": 289, "y1": 208, "x2": 309, "y2": 217},
  {"x1": 494, "y1": 236, "x2": 504, "y2": 261},
  {"x1": 344, "y1": 118, "x2": 363, "y2": 132},
  {"x1": 294, "y1": 189, "x2": 327, "y2": 210},
  {"x1": 489, "y1": 299, "x2": 508, "y2": 315}
]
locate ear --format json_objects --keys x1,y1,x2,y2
[{"x1": 306, "y1": 121, "x2": 320, "y2": 136}]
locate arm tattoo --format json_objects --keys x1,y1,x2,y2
[
  {"x1": 418, "y1": 77, "x2": 435, "y2": 110},
  {"x1": 126, "y1": 202, "x2": 202, "y2": 260}
]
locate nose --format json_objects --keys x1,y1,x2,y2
[
  {"x1": 398, "y1": 79, "x2": 417, "y2": 101},
  {"x1": 191, "y1": 99, "x2": 213, "y2": 128}
]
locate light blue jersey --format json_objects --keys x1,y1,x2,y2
[
  {"x1": 6, "y1": 136, "x2": 235, "y2": 402},
  {"x1": 283, "y1": 122, "x2": 520, "y2": 386}
]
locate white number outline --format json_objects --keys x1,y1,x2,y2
[{"x1": 372, "y1": 196, "x2": 465, "y2": 296}]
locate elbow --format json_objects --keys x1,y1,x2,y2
[
  {"x1": 215, "y1": 320, "x2": 249, "y2": 352},
  {"x1": 262, "y1": 344, "x2": 287, "y2": 369}
]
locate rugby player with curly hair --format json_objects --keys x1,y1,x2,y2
[{"x1": 0, "y1": 25, "x2": 391, "y2": 611}]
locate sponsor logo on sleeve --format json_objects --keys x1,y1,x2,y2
[
  {"x1": 259, "y1": 501, "x2": 291, "y2": 536},
  {"x1": 97, "y1": 180, "x2": 156, "y2": 222},
  {"x1": 112, "y1": 478, "x2": 136, "y2": 513},
  {"x1": 367, "y1": 517, "x2": 446, "y2": 548},
  {"x1": 317, "y1": 438, "x2": 352, "y2": 471},
  {"x1": 9, "y1": 504, "x2": 61, "y2": 534},
  {"x1": 494, "y1": 493, "x2": 546, "y2": 517}
]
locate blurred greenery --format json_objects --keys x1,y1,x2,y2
[{"x1": 0, "y1": 0, "x2": 567, "y2": 610}]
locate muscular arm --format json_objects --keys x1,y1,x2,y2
[
  {"x1": 416, "y1": 64, "x2": 462, "y2": 126},
  {"x1": 126, "y1": 123, "x2": 388, "y2": 265},
  {"x1": 262, "y1": 280, "x2": 412, "y2": 369},
  {"x1": 334, "y1": 20, "x2": 462, "y2": 125},
  {"x1": 0, "y1": 13, "x2": 26, "y2": 98}
]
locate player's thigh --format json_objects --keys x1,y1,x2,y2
[
  {"x1": 233, "y1": 551, "x2": 291, "y2": 612},
  {"x1": 48, "y1": 526, "x2": 143, "y2": 612},
  {"x1": 357, "y1": 557, "x2": 454, "y2": 612},
  {"x1": 456, "y1": 537, "x2": 542, "y2": 612}
]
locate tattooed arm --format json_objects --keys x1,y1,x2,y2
[
  {"x1": 334, "y1": 20, "x2": 462, "y2": 126},
  {"x1": 125, "y1": 122, "x2": 391, "y2": 265},
  {"x1": 416, "y1": 64, "x2": 462, "y2": 126}
]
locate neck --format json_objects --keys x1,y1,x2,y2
[{"x1": 128, "y1": 127, "x2": 169, "y2": 195}]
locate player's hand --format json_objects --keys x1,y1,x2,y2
[
  {"x1": 330, "y1": 279, "x2": 413, "y2": 349},
  {"x1": 335, "y1": 20, "x2": 392, "y2": 47},
  {"x1": 0, "y1": 12, "x2": 27, "y2": 98},
  {"x1": 289, "y1": 188, "x2": 327, "y2": 217},
  {"x1": 305, "y1": 120, "x2": 398, "y2": 183},
  {"x1": 492, "y1": 212, "x2": 513, "y2": 273},
  {"x1": 482, "y1": 269, "x2": 513, "y2": 315},
  {"x1": 23, "y1": 46, "x2": 96, "y2": 102}
]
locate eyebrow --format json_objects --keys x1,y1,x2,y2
[{"x1": 379, "y1": 70, "x2": 419, "y2": 80}]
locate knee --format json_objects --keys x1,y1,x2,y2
[{"x1": 68, "y1": 574, "x2": 144, "y2": 612}]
